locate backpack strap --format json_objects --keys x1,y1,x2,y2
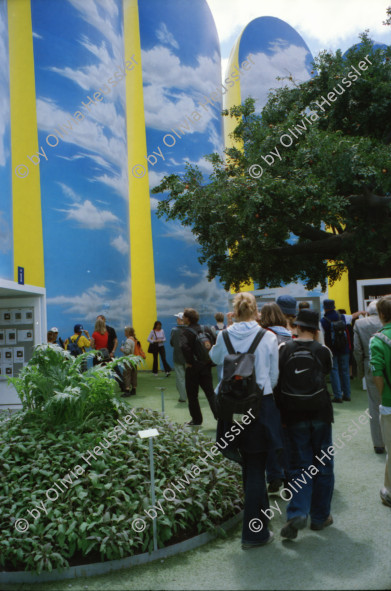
[
  {"x1": 222, "y1": 330, "x2": 235, "y2": 355},
  {"x1": 247, "y1": 328, "x2": 266, "y2": 354},
  {"x1": 75, "y1": 334, "x2": 81, "y2": 345}
]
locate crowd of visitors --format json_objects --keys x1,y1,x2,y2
[{"x1": 44, "y1": 293, "x2": 391, "y2": 546}]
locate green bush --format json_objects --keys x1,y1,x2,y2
[
  {"x1": 1, "y1": 347, "x2": 242, "y2": 573},
  {"x1": 9, "y1": 344, "x2": 139, "y2": 427}
]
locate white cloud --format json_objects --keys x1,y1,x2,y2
[
  {"x1": 156, "y1": 271, "x2": 229, "y2": 316},
  {"x1": 0, "y1": 9, "x2": 9, "y2": 168},
  {"x1": 110, "y1": 234, "x2": 128, "y2": 254},
  {"x1": 161, "y1": 222, "x2": 198, "y2": 245},
  {"x1": 32, "y1": 32, "x2": 43, "y2": 39},
  {"x1": 36, "y1": 98, "x2": 128, "y2": 198},
  {"x1": 156, "y1": 23, "x2": 179, "y2": 50},
  {"x1": 150, "y1": 197, "x2": 159, "y2": 211},
  {"x1": 58, "y1": 199, "x2": 119, "y2": 229},
  {"x1": 57, "y1": 182, "x2": 80, "y2": 202},
  {"x1": 239, "y1": 42, "x2": 310, "y2": 111},
  {"x1": 0, "y1": 212, "x2": 11, "y2": 253},
  {"x1": 207, "y1": 0, "x2": 390, "y2": 57},
  {"x1": 178, "y1": 265, "x2": 201, "y2": 278},
  {"x1": 47, "y1": 279, "x2": 132, "y2": 326}
]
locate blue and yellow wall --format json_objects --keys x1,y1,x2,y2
[{"x1": 1, "y1": 1, "x2": 356, "y2": 368}]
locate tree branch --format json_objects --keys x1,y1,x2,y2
[{"x1": 270, "y1": 232, "x2": 355, "y2": 256}]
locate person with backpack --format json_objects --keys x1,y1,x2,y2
[
  {"x1": 210, "y1": 292, "x2": 281, "y2": 549},
  {"x1": 321, "y1": 299, "x2": 364, "y2": 402},
  {"x1": 180, "y1": 308, "x2": 217, "y2": 426},
  {"x1": 369, "y1": 295, "x2": 391, "y2": 508},
  {"x1": 276, "y1": 308, "x2": 334, "y2": 540},
  {"x1": 66, "y1": 324, "x2": 91, "y2": 372},
  {"x1": 170, "y1": 313, "x2": 187, "y2": 402}
]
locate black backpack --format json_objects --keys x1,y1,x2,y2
[
  {"x1": 215, "y1": 328, "x2": 266, "y2": 422},
  {"x1": 279, "y1": 341, "x2": 327, "y2": 411},
  {"x1": 186, "y1": 325, "x2": 214, "y2": 364},
  {"x1": 325, "y1": 313, "x2": 347, "y2": 354},
  {"x1": 68, "y1": 334, "x2": 82, "y2": 357}
]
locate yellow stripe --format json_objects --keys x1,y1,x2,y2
[
  {"x1": 8, "y1": 0, "x2": 45, "y2": 287},
  {"x1": 328, "y1": 269, "x2": 350, "y2": 314},
  {"x1": 123, "y1": 0, "x2": 157, "y2": 369},
  {"x1": 225, "y1": 34, "x2": 254, "y2": 293}
]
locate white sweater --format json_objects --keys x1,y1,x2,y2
[{"x1": 209, "y1": 320, "x2": 279, "y2": 395}]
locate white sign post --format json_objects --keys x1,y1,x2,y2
[{"x1": 138, "y1": 428, "x2": 159, "y2": 552}]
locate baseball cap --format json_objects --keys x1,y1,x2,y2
[
  {"x1": 174, "y1": 313, "x2": 184, "y2": 319},
  {"x1": 74, "y1": 324, "x2": 83, "y2": 333},
  {"x1": 323, "y1": 299, "x2": 335, "y2": 311},
  {"x1": 50, "y1": 327, "x2": 59, "y2": 333},
  {"x1": 276, "y1": 295, "x2": 297, "y2": 316}
]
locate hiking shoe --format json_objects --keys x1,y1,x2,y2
[
  {"x1": 268, "y1": 479, "x2": 283, "y2": 493},
  {"x1": 280, "y1": 516, "x2": 307, "y2": 539},
  {"x1": 242, "y1": 531, "x2": 274, "y2": 549},
  {"x1": 374, "y1": 447, "x2": 385, "y2": 454},
  {"x1": 380, "y1": 488, "x2": 391, "y2": 507},
  {"x1": 332, "y1": 397, "x2": 343, "y2": 403},
  {"x1": 310, "y1": 515, "x2": 333, "y2": 530}
]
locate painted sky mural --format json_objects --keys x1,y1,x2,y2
[{"x1": 0, "y1": 0, "x2": 12, "y2": 281}]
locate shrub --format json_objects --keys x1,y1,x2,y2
[{"x1": 0, "y1": 408, "x2": 242, "y2": 573}]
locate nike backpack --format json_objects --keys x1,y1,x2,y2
[
  {"x1": 279, "y1": 341, "x2": 327, "y2": 411},
  {"x1": 215, "y1": 328, "x2": 266, "y2": 422}
]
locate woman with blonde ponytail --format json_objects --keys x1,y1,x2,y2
[{"x1": 210, "y1": 292, "x2": 283, "y2": 549}]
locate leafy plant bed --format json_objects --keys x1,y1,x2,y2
[{"x1": 1, "y1": 403, "x2": 243, "y2": 574}]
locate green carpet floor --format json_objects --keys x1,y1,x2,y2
[{"x1": 5, "y1": 371, "x2": 391, "y2": 590}]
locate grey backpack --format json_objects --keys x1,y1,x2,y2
[{"x1": 215, "y1": 328, "x2": 266, "y2": 422}]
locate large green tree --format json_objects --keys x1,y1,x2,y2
[{"x1": 153, "y1": 34, "x2": 391, "y2": 308}]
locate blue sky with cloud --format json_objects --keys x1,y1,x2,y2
[
  {"x1": 0, "y1": 0, "x2": 12, "y2": 280},
  {"x1": 31, "y1": 0, "x2": 131, "y2": 337},
  {"x1": 138, "y1": 0, "x2": 229, "y2": 327}
]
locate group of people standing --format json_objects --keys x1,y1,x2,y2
[{"x1": 166, "y1": 292, "x2": 391, "y2": 548}]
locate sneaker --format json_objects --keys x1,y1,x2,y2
[
  {"x1": 374, "y1": 447, "x2": 385, "y2": 454},
  {"x1": 380, "y1": 488, "x2": 391, "y2": 507},
  {"x1": 185, "y1": 420, "x2": 202, "y2": 426},
  {"x1": 310, "y1": 515, "x2": 333, "y2": 530},
  {"x1": 268, "y1": 479, "x2": 283, "y2": 494},
  {"x1": 342, "y1": 396, "x2": 351, "y2": 401},
  {"x1": 242, "y1": 531, "x2": 274, "y2": 549},
  {"x1": 280, "y1": 515, "x2": 307, "y2": 539},
  {"x1": 165, "y1": 372, "x2": 171, "y2": 377},
  {"x1": 332, "y1": 397, "x2": 343, "y2": 403}
]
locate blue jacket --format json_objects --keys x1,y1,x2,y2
[{"x1": 321, "y1": 310, "x2": 350, "y2": 355}]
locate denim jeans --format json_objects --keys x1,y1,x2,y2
[
  {"x1": 241, "y1": 452, "x2": 270, "y2": 543},
  {"x1": 330, "y1": 353, "x2": 350, "y2": 399},
  {"x1": 266, "y1": 447, "x2": 285, "y2": 483},
  {"x1": 284, "y1": 420, "x2": 334, "y2": 526}
]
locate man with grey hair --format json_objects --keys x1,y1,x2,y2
[
  {"x1": 170, "y1": 313, "x2": 187, "y2": 403},
  {"x1": 354, "y1": 300, "x2": 385, "y2": 453}
]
